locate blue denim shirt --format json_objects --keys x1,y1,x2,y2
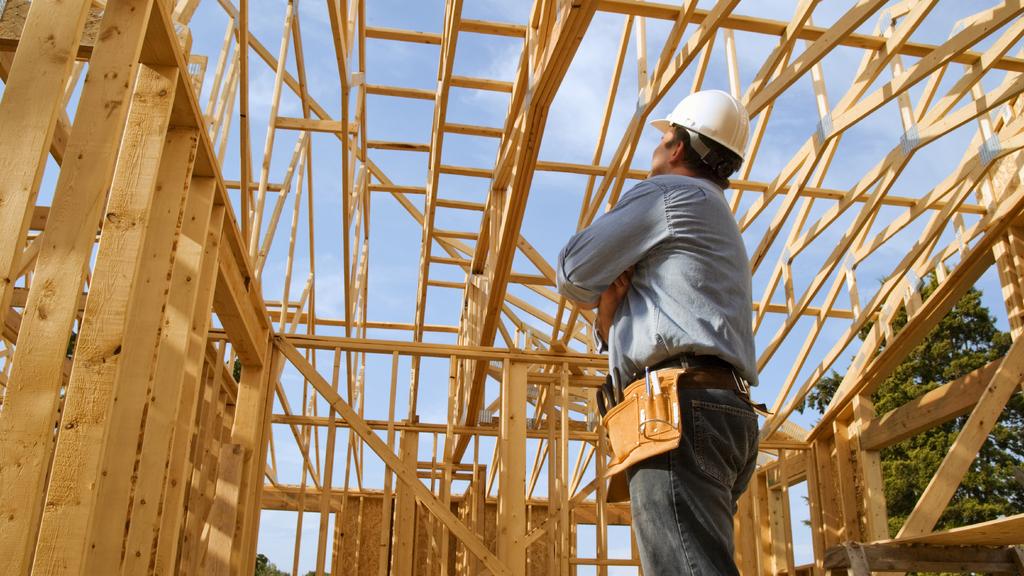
[{"x1": 556, "y1": 174, "x2": 758, "y2": 386}]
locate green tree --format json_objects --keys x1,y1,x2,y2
[
  {"x1": 800, "y1": 278, "x2": 1024, "y2": 537},
  {"x1": 254, "y1": 552, "x2": 290, "y2": 576}
]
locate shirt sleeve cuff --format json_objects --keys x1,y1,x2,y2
[{"x1": 556, "y1": 262, "x2": 600, "y2": 305}]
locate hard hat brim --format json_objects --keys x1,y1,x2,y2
[{"x1": 649, "y1": 119, "x2": 672, "y2": 133}]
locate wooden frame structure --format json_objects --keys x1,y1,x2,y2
[{"x1": 1, "y1": 0, "x2": 1024, "y2": 574}]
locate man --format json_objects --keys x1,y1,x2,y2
[{"x1": 555, "y1": 90, "x2": 759, "y2": 575}]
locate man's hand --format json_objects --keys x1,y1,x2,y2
[{"x1": 597, "y1": 268, "x2": 633, "y2": 341}]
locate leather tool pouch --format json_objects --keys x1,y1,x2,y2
[{"x1": 602, "y1": 370, "x2": 682, "y2": 503}]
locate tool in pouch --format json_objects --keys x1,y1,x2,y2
[{"x1": 602, "y1": 367, "x2": 681, "y2": 503}]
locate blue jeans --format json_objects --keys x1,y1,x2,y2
[{"x1": 627, "y1": 386, "x2": 759, "y2": 575}]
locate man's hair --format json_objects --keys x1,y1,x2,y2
[{"x1": 667, "y1": 125, "x2": 742, "y2": 189}]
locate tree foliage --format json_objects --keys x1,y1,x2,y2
[
  {"x1": 799, "y1": 278, "x2": 1024, "y2": 537},
  {"x1": 254, "y1": 553, "x2": 290, "y2": 576}
]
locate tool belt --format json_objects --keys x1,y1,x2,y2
[
  {"x1": 603, "y1": 370, "x2": 681, "y2": 502},
  {"x1": 601, "y1": 359, "x2": 765, "y2": 503}
]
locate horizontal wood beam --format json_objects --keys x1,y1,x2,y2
[
  {"x1": 436, "y1": 198, "x2": 486, "y2": 211},
  {"x1": 753, "y1": 301, "x2": 854, "y2": 320},
  {"x1": 274, "y1": 116, "x2": 355, "y2": 134},
  {"x1": 257, "y1": 314, "x2": 462, "y2": 333},
  {"x1": 434, "y1": 228, "x2": 478, "y2": 240},
  {"x1": 440, "y1": 164, "x2": 494, "y2": 178},
  {"x1": 260, "y1": 485, "x2": 630, "y2": 524},
  {"x1": 825, "y1": 542, "x2": 1022, "y2": 573},
  {"x1": 268, "y1": 413, "x2": 597, "y2": 440},
  {"x1": 859, "y1": 360, "x2": 999, "y2": 450},
  {"x1": 427, "y1": 279, "x2": 466, "y2": 289},
  {"x1": 253, "y1": 333, "x2": 606, "y2": 367},
  {"x1": 368, "y1": 184, "x2": 427, "y2": 194},
  {"x1": 450, "y1": 75, "x2": 513, "y2": 92},
  {"x1": 416, "y1": 461, "x2": 477, "y2": 471},
  {"x1": 459, "y1": 19, "x2": 527, "y2": 38},
  {"x1": 366, "y1": 140, "x2": 430, "y2": 152},
  {"x1": 224, "y1": 180, "x2": 285, "y2": 192},
  {"x1": 430, "y1": 255, "x2": 471, "y2": 266},
  {"x1": 888, "y1": 513, "x2": 1024, "y2": 546},
  {"x1": 9, "y1": 287, "x2": 86, "y2": 310},
  {"x1": 364, "y1": 83, "x2": 436, "y2": 100},
  {"x1": 509, "y1": 273, "x2": 556, "y2": 287},
  {"x1": 444, "y1": 122, "x2": 504, "y2": 138},
  {"x1": 417, "y1": 470, "x2": 475, "y2": 481},
  {"x1": 365, "y1": 25, "x2": 441, "y2": 45}
]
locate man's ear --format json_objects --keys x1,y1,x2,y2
[{"x1": 670, "y1": 139, "x2": 685, "y2": 164}]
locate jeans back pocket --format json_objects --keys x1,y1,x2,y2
[{"x1": 690, "y1": 399, "x2": 758, "y2": 488}]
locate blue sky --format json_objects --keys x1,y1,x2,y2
[{"x1": 32, "y1": 0, "x2": 1015, "y2": 572}]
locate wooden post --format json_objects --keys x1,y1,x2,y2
[
  {"x1": 473, "y1": 464, "x2": 487, "y2": 576},
  {"x1": 767, "y1": 463, "x2": 796, "y2": 575},
  {"x1": 121, "y1": 177, "x2": 217, "y2": 575},
  {"x1": 815, "y1": 435, "x2": 843, "y2": 551},
  {"x1": 0, "y1": 3, "x2": 156, "y2": 571},
  {"x1": 154, "y1": 203, "x2": 226, "y2": 575},
  {"x1": 754, "y1": 471, "x2": 773, "y2": 576},
  {"x1": 391, "y1": 429, "x2": 419, "y2": 575},
  {"x1": 317, "y1": 349, "x2": 344, "y2": 576},
  {"x1": 734, "y1": 485, "x2": 759, "y2": 575},
  {"x1": 832, "y1": 418, "x2": 865, "y2": 542},
  {"x1": 375, "y1": 352, "x2": 399, "y2": 576},
  {"x1": 182, "y1": 369, "x2": 231, "y2": 576},
  {"x1": 498, "y1": 360, "x2": 527, "y2": 576},
  {"x1": 232, "y1": 340, "x2": 279, "y2": 575},
  {"x1": 805, "y1": 440, "x2": 829, "y2": 576},
  {"x1": 560, "y1": 365, "x2": 572, "y2": 576},
  {"x1": 595, "y1": 393, "x2": 609, "y2": 576},
  {"x1": 0, "y1": 0, "x2": 91, "y2": 319},
  {"x1": 83, "y1": 124, "x2": 198, "y2": 573},
  {"x1": 547, "y1": 378, "x2": 559, "y2": 572},
  {"x1": 851, "y1": 394, "x2": 891, "y2": 542},
  {"x1": 31, "y1": 64, "x2": 181, "y2": 576},
  {"x1": 201, "y1": 442, "x2": 245, "y2": 576}
]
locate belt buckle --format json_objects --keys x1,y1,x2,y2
[{"x1": 731, "y1": 370, "x2": 749, "y2": 396}]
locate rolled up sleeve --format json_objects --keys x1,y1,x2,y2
[{"x1": 556, "y1": 181, "x2": 670, "y2": 304}]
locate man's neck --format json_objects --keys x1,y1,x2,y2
[
  {"x1": 650, "y1": 166, "x2": 701, "y2": 179},
  {"x1": 668, "y1": 165, "x2": 699, "y2": 178}
]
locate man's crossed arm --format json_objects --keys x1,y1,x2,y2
[{"x1": 565, "y1": 267, "x2": 632, "y2": 343}]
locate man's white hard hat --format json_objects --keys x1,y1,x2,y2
[{"x1": 650, "y1": 90, "x2": 750, "y2": 160}]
